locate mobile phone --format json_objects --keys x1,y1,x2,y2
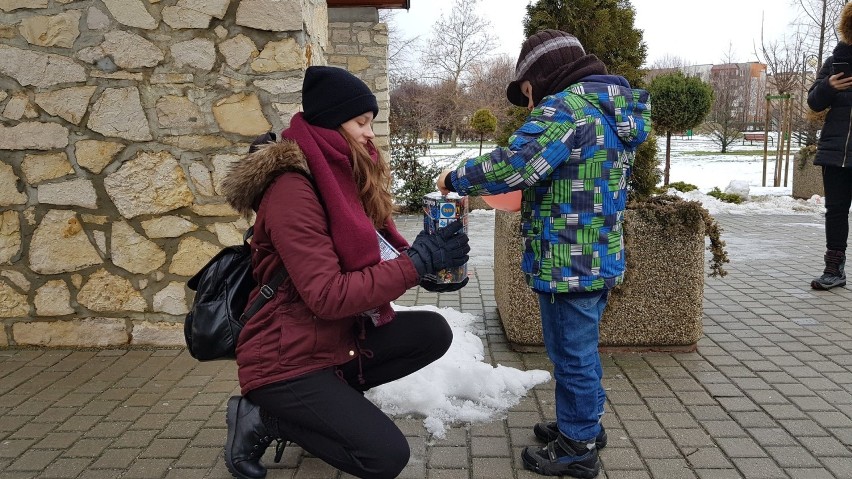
[{"x1": 832, "y1": 62, "x2": 852, "y2": 77}]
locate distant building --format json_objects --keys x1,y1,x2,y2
[{"x1": 710, "y1": 62, "x2": 767, "y2": 130}]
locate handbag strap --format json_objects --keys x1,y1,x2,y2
[
  {"x1": 237, "y1": 225, "x2": 288, "y2": 324},
  {"x1": 239, "y1": 266, "x2": 288, "y2": 324},
  {"x1": 238, "y1": 169, "x2": 320, "y2": 325}
]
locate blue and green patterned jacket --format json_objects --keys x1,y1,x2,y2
[{"x1": 447, "y1": 76, "x2": 651, "y2": 294}]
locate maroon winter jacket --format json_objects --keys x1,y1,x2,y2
[{"x1": 221, "y1": 141, "x2": 420, "y2": 394}]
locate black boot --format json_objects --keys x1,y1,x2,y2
[
  {"x1": 533, "y1": 422, "x2": 607, "y2": 450},
  {"x1": 811, "y1": 249, "x2": 846, "y2": 290},
  {"x1": 225, "y1": 396, "x2": 286, "y2": 479},
  {"x1": 522, "y1": 433, "x2": 600, "y2": 478}
]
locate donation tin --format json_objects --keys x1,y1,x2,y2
[{"x1": 422, "y1": 192, "x2": 469, "y2": 284}]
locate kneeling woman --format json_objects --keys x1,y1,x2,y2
[{"x1": 220, "y1": 66, "x2": 470, "y2": 479}]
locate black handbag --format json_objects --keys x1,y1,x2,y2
[{"x1": 184, "y1": 227, "x2": 286, "y2": 361}]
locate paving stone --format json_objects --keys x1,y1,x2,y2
[
  {"x1": 39, "y1": 457, "x2": 92, "y2": 478},
  {"x1": 730, "y1": 457, "x2": 786, "y2": 478},
  {"x1": 765, "y1": 446, "x2": 821, "y2": 468},
  {"x1": 89, "y1": 448, "x2": 142, "y2": 469},
  {"x1": 429, "y1": 446, "x2": 469, "y2": 469}
]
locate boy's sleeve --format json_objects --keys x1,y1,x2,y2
[{"x1": 447, "y1": 96, "x2": 577, "y2": 196}]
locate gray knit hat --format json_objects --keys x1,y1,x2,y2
[{"x1": 506, "y1": 30, "x2": 607, "y2": 106}]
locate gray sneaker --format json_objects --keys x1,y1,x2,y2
[{"x1": 811, "y1": 271, "x2": 846, "y2": 290}]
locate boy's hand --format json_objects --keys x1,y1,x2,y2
[{"x1": 437, "y1": 168, "x2": 453, "y2": 195}]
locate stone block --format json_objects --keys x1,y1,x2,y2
[
  {"x1": 791, "y1": 146, "x2": 824, "y2": 200},
  {"x1": 29, "y1": 210, "x2": 102, "y2": 274},
  {"x1": 19, "y1": 10, "x2": 81, "y2": 48},
  {"x1": 493, "y1": 204, "x2": 705, "y2": 349},
  {"x1": 0, "y1": 45, "x2": 85, "y2": 87},
  {"x1": 77, "y1": 269, "x2": 146, "y2": 313},
  {"x1": 131, "y1": 320, "x2": 185, "y2": 346},
  {"x1": 0, "y1": 279, "x2": 28, "y2": 317},
  {"x1": 236, "y1": 0, "x2": 304, "y2": 31},
  {"x1": 104, "y1": 151, "x2": 194, "y2": 219},
  {"x1": 37, "y1": 178, "x2": 98, "y2": 209},
  {"x1": 152, "y1": 283, "x2": 189, "y2": 316},
  {"x1": 101, "y1": 0, "x2": 157, "y2": 29},
  {"x1": 21, "y1": 152, "x2": 74, "y2": 185},
  {"x1": 0, "y1": 210, "x2": 21, "y2": 264},
  {"x1": 13, "y1": 318, "x2": 129, "y2": 347},
  {"x1": 0, "y1": 122, "x2": 69, "y2": 150}
]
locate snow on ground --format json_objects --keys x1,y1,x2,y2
[{"x1": 371, "y1": 304, "x2": 550, "y2": 438}]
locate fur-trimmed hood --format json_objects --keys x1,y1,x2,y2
[
  {"x1": 221, "y1": 140, "x2": 310, "y2": 218},
  {"x1": 841, "y1": 2, "x2": 852, "y2": 45}
]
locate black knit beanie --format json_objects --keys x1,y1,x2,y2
[
  {"x1": 302, "y1": 66, "x2": 379, "y2": 129},
  {"x1": 506, "y1": 29, "x2": 607, "y2": 106}
]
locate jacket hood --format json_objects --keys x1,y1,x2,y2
[
  {"x1": 221, "y1": 140, "x2": 310, "y2": 218},
  {"x1": 568, "y1": 79, "x2": 651, "y2": 148},
  {"x1": 841, "y1": 3, "x2": 852, "y2": 44}
]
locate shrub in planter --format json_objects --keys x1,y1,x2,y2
[
  {"x1": 494, "y1": 196, "x2": 728, "y2": 349},
  {"x1": 493, "y1": 129, "x2": 729, "y2": 349}
]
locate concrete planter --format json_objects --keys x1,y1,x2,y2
[
  {"x1": 494, "y1": 202, "x2": 706, "y2": 351},
  {"x1": 791, "y1": 146, "x2": 824, "y2": 200}
]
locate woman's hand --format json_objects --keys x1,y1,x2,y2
[{"x1": 828, "y1": 73, "x2": 852, "y2": 91}]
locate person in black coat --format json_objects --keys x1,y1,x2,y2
[{"x1": 806, "y1": 2, "x2": 852, "y2": 290}]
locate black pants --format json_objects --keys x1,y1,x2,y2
[
  {"x1": 823, "y1": 165, "x2": 852, "y2": 252},
  {"x1": 247, "y1": 310, "x2": 452, "y2": 479}
]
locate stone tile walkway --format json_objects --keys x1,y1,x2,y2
[{"x1": 0, "y1": 212, "x2": 850, "y2": 478}]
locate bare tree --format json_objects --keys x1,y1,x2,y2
[
  {"x1": 421, "y1": 0, "x2": 497, "y2": 146},
  {"x1": 644, "y1": 55, "x2": 692, "y2": 83},
  {"x1": 758, "y1": 29, "x2": 807, "y2": 95},
  {"x1": 380, "y1": 10, "x2": 421, "y2": 86},
  {"x1": 792, "y1": 0, "x2": 846, "y2": 67},
  {"x1": 703, "y1": 47, "x2": 747, "y2": 153},
  {"x1": 466, "y1": 55, "x2": 515, "y2": 125}
]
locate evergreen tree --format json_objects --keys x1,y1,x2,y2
[
  {"x1": 470, "y1": 108, "x2": 498, "y2": 155},
  {"x1": 523, "y1": 0, "x2": 647, "y2": 87},
  {"x1": 648, "y1": 71, "x2": 713, "y2": 185}
]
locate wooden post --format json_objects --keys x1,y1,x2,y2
[
  {"x1": 784, "y1": 95, "x2": 794, "y2": 187},
  {"x1": 762, "y1": 96, "x2": 771, "y2": 187},
  {"x1": 775, "y1": 97, "x2": 787, "y2": 187}
]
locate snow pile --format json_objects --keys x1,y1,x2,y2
[{"x1": 368, "y1": 304, "x2": 551, "y2": 438}]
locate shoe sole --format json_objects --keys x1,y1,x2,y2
[
  {"x1": 533, "y1": 423, "x2": 607, "y2": 450},
  {"x1": 521, "y1": 446, "x2": 601, "y2": 478},
  {"x1": 811, "y1": 280, "x2": 846, "y2": 290},
  {"x1": 224, "y1": 397, "x2": 255, "y2": 479}
]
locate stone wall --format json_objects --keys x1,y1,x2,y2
[
  {"x1": 0, "y1": 1, "x2": 388, "y2": 348},
  {"x1": 327, "y1": 7, "x2": 389, "y2": 150}
]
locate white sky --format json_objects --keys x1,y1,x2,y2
[
  {"x1": 372, "y1": 134, "x2": 827, "y2": 438},
  {"x1": 391, "y1": 0, "x2": 800, "y2": 68}
]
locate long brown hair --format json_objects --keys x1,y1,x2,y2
[{"x1": 339, "y1": 129, "x2": 395, "y2": 228}]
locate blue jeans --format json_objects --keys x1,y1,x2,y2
[{"x1": 538, "y1": 290, "x2": 609, "y2": 443}]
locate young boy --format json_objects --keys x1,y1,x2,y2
[{"x1": 437, "y1": 29, "x2": 651, "y2": 478}]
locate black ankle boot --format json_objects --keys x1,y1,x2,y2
[
  {"x1": 812, "y1": 249, "x2": 846, "y2": 290},
  {"x1": 225, "y1": 396, "x2": 286, "y2": 479}
]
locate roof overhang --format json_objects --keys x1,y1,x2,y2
[{"x1": 327, "y1": 0, "x2": 410, "y2": 9}]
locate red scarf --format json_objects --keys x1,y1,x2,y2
[{"x1": 281, "y1": 113, "x2": 405, "y2": 326}]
